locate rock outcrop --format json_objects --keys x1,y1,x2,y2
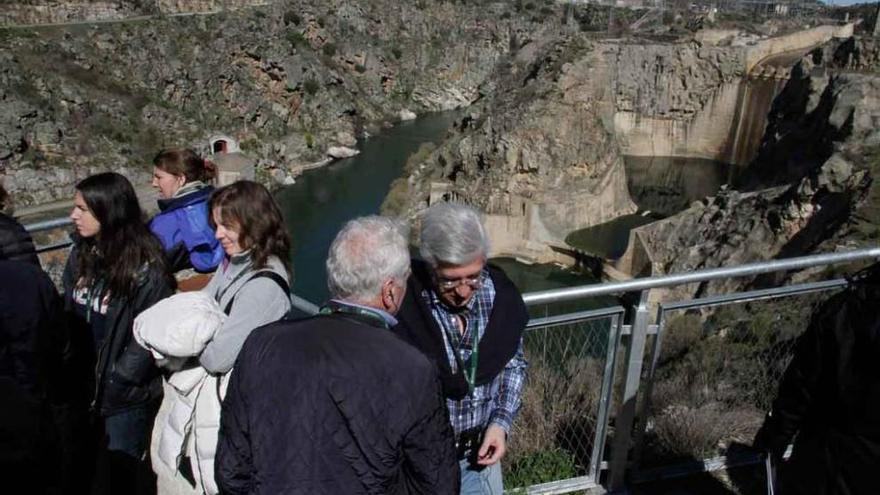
[
  {"x1": 0, "y1": 0, "x2": 548, "y2": 206},
  {"x1": 0, "y1": 1, "x2": 271, "y2": 26},
  {"x1": 384, "y1": 35, "x2": 639, "y2": 251},
  {"x1": 623, "y1": 42, "x2": 880, "y2": 297}
]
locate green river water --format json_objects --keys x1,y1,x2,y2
[{"x1": 276, "y1": 112, "x2": 594, "y2": 305}]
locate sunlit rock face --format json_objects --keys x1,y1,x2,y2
[
  {"x1": 1, "y1": 0, "x2": 551, "y2": 206},
  {"x1": 387, "y1": 36, "x2": 643, "y2": 256},
  {"x1": 625, "y1": 46, "x2": 880, "y2": 298}
]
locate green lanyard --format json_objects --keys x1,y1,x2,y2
[{"x1": 444, "y1": 315, "x2": 480, "y2": 395}]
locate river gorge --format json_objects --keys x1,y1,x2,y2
[
  {"x1": 6, "y1": 3, "x2": 880, "y2": 493},
  {"x1": 3, "y1": 1, "x2": 880, "y2": 304}
]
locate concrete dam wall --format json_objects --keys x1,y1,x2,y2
[{"x1": 614, "y1": 24, "x2": 855, "y2": 167}]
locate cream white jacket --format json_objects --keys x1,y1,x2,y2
[{"x1": 134, "y1": 291, "x2": 227, "y2": 495}]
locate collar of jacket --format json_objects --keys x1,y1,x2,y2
[
  {"x1": 156, "y1": 184, "x2": 214, "y2": 212},
  {"x1": 321, "y1": 300, "x2": 396, "y2": 330},
  {"x1": 393, "y1": 258, "x2": 528, "y2": 400}
]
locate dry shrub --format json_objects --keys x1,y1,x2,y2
[
  {"x1": 657, "y1": 313, "x2": 702, "y2": 367},
  {"x1": 652, "y1": 403, "x2": 762, "y2": 459},
  {"x1": 508, "y1": 350, "x2": 602, "y2": 472},
  {"x1": 644, "y1": 297, "x2": 822, "y2": 463}
]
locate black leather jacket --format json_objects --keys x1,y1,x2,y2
[{"x1": 62, "y1": 247, "x2": 174, "y2": 416}]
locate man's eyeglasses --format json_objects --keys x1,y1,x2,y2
[{"x1": 435, "y1": 275, "x2": 483, "y2": 292}]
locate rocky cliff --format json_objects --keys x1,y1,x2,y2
[
  {"x1": 382, "y1": 33, "x2": 761, "y2": 249},
  {"x1": 627, "y1": 38, "x2": 880, "y2": 297},
  {"x1": 382, "y1": 34, "x2": 641, "y2": 248},
  {"x1": 0, "y1": 1, "x2": 270, "y2": 26},
  {"x1": 0, "y1": 0, "x2": 548, "y2": 206}
]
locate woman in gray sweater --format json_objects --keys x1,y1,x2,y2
[{"x1": 199, "y1": 181, "x2": 292, "y2": 374}]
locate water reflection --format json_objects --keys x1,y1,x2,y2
[
  {"x1": 491, "y1": 257, "x2": 614, "y2": 315},
  {"x1": 566, "y1": 156, "x2": 735, "y2": 259},
  {"x1": 276, "y1": 111, "x2": 459, "y2": 304},
  {"x1": 276, "y1": 111, "x2": 620, "y2": 307},
  {"x1": 626, "y1": 155, "x2": 735, "y2": 216}
]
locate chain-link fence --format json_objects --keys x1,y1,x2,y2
[
  {"x1": 629, "y1": 279, "x2": 851, "y2": 491},
  {"x1": 504, "y1": 308, "x2": 624, "y2": 492},
  {"x1": 17, "y1": 216, "x2": 880, "y2": 493}
]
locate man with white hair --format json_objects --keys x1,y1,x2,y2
[
  {"x1": 392, "y1": 202, "x2": 529, "y2": 494},
  {"x1": 215, "y1": 216, "x2": 459, "y2": 494}
]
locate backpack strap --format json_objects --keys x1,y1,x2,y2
[{"x1": 223, "y1": 270, "x2": 290, "y2": 316}]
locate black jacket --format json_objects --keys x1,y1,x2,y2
[
  {"x1": 391, "y1": 259, "x2": 528, "y2": 400},
  {"x1": 0, "y1": 213, "x2": 39, "y2": 265},
  {"x1": 216, "y1": 310, "x2": 460, "y2": 495},
  {"x1": 62, "y1": 248, "x2": 174, "y2": 416},
  {"x1": 0, "y1": 261, "x2": 67, "y2": 475},
  {"x1": 753, "y1": 267, "x2": 880, "y2": 495}
]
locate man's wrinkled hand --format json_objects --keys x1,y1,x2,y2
[{"x1": 477, "y1": 424, "x2": 507, "y2": 466}]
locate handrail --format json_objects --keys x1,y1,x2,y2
[
  {"x1": 521, "y1": 246, "x2": 880, "y2": 305},
  {"x1": 24, "y1": 217, "x2": 73, "y2": 233},
  {"x1": 290, "y1": 293, "x2": 321, "y2": 316},
  {"x1": 21, "y1": 216, "x2": 324, "y2": 316},
  {"x1": 21, "y1": 213, "x2": 878, "y2": 492}
]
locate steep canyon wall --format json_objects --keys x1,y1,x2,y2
[
  {"x1": 614, "y1": 24, "x2": 855, "y2": 166},
  {"x1": 1, "y1": 0, "x2": 554, "y2": 206},
  {"x1": 619, "y1": 37, "x2": 880, "y2": 297},
  {"x1": 0, "y1": 1, "x2": 270, "y2": 25},
  {"x1": 383, "y1": 36, "x2": 640, "y2": 258}
]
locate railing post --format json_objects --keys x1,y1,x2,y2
[{"x1": 608, "y1": 289, "x2": 651, "y2": 492}]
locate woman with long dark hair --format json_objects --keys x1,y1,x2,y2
[
  {"x1": 149, "y1": 148, "x2": 224, "y2": 274},
  {"x1": 63, "y1": 172, "x2": 174, "y2": 493},
  {"x1": 199, "y1": 180, "x2": 292, "y2": 374}
]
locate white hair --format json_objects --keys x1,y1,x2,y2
[
  {"x1": 419, "y1": 202, "x2": 490, "y2": 267},
  {"x1": 326, "y1": 216, "x2": 410, "y2": 303}
]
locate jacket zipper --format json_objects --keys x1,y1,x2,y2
[{"x1": 91, "y1": 328, "x2": 112, "y2": 412}]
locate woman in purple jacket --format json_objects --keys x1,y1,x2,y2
[{"x1": 149, "y1": 149, "x2": 224, "y2": 274}]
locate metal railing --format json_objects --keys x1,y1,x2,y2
[
  {"x1": 21, "y1": 216, "x2": 323, "y2": 315},
  {"x1": 24, "y1": 217, "x2": 75, "y2": 254},
  {"x1": 516, "y1": 246, "x2": 880, "y2": 494},
  {"x1": 21, "y1": 216, "x2": 880, "y2": 493},
  {"x1": 24, "y1": 217, "x2": 73, "y2": 233}
]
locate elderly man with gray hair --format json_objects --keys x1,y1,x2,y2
[
  {"x1": 391, "y1": 202, "x2": 529, "y2": 495},
  {"x1": 216, "y1": 215, "x2": 459, "y2": 495}
]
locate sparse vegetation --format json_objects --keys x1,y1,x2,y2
[
  {"x1": 286, "y1": 30, "x2": 305, "y2": 47},
  {"x1": 503, "y1": 318, "x2": 611, "y2": 487},
  {"x1": 322, "y1": 42, "x2": 337, "y2": 57},
  {"x1": 380, "y1": 177, "x2": 411, "y2": 217},
  {"x1": 283, "y1": 11, "x2": 301, "y2": 26},
  {"x1": 505, "y1": 448, "x2": 580, "y2": 490},
  {"x1": 303, "y1": 78, "x2": 321, "y2": 95},
  {"x1": 641, "y1": 296, "x2": 826, "y2": 464}
]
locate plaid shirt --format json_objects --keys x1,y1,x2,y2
[{"x1": 424, "y1": 269, "x2": 527, "y2": 437}]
